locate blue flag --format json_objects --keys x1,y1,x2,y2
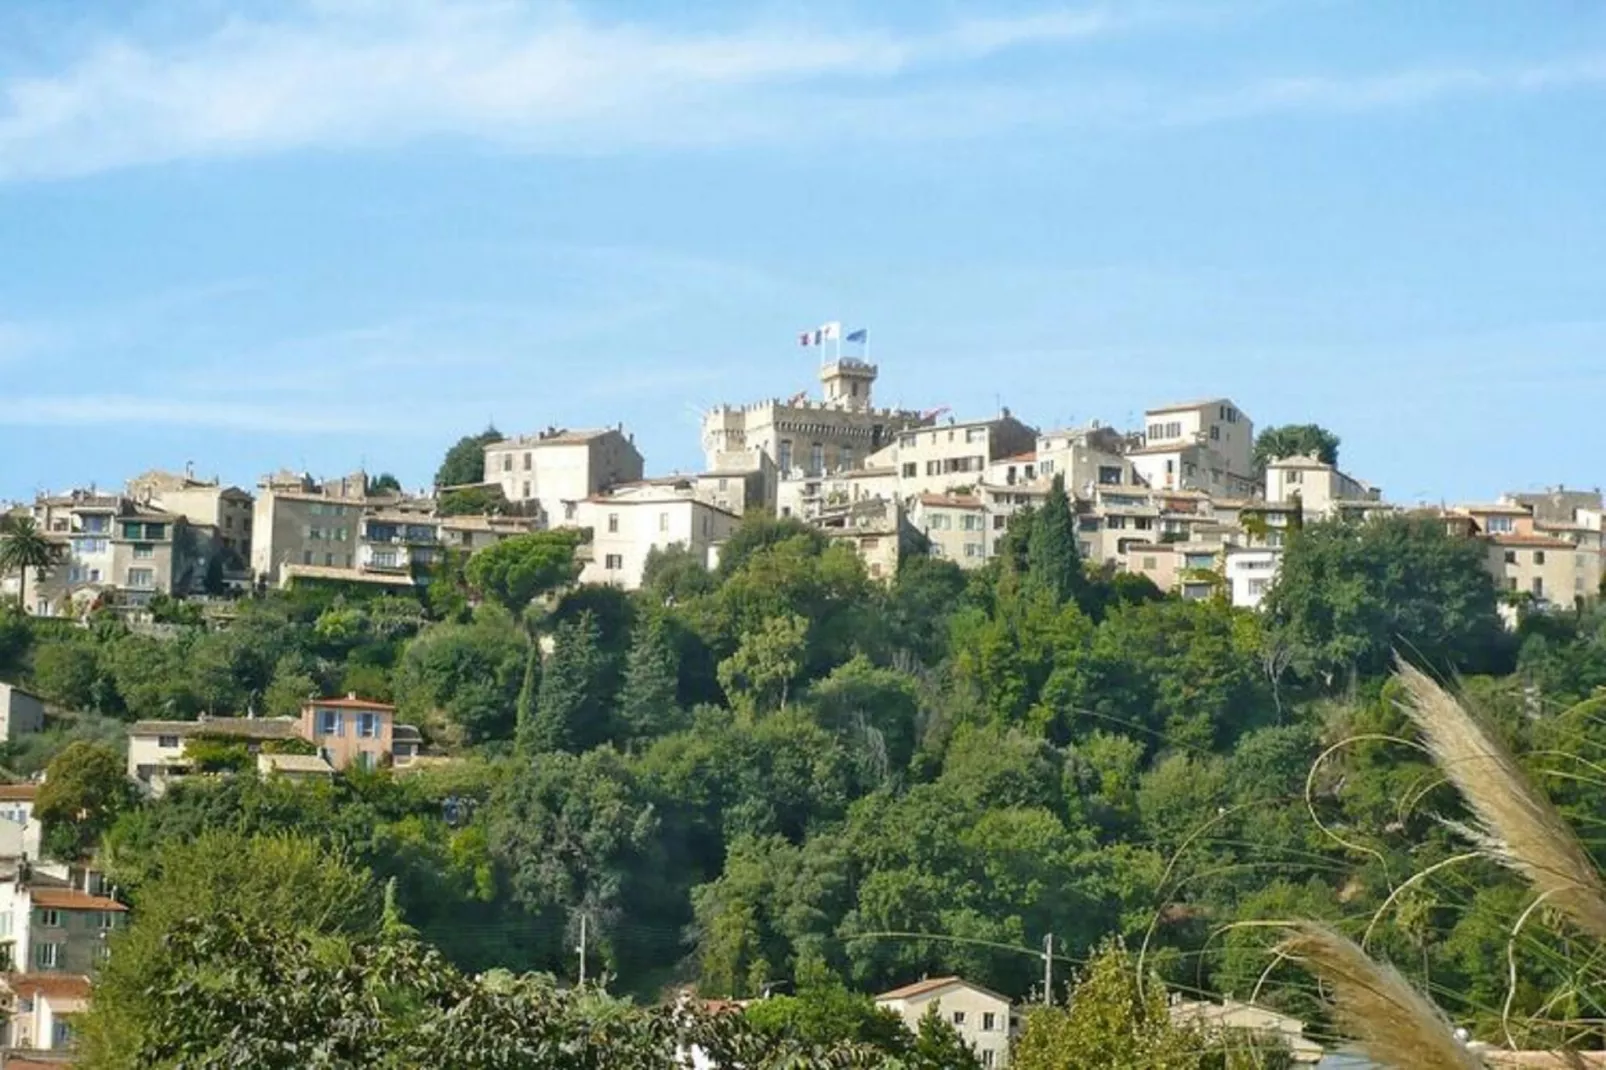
[{"x1": 846, "y1": 328, "x2": 868, "y2": 343}]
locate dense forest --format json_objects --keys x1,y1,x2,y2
[{"x1": 6, "y1": 478, "x2": 1606, "y2": 1062}]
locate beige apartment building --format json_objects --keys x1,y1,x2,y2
[
  {"x1": 776, "y1": 466, "x2": 900, "y2": 522},
  {"x1": 127, "y1": 469, "x2": 255, "y2": 566},
  {"x1": 1264, "y1": 454, "x2": 1383, "y2": 520},
  {"x1": 1487, "y1": 533, "x2": 1585, "y2": 607},
  {"x1": 875, "y1": 977, "x2": 1016, "y2": 1068},
  {"x1": 701, "y1": 360, "x2": 930, "y2": 497},
  {"x1": 811, "y1": 497, "x2": 913, "y2": 582},
  {"x1": 696, "y1": 459, "x2": 774, "y2": 517},
  {"x1": 1034, "y1": 424, "x2": 1142, "y2": 496},
  {"x1": 440, "y1": 514, "x2": 542, "y2": 553},
  {"x1": 482, "y1": 427, "x2": 644, "y2": 528},
  {"x1": 868, "y1": 412, "x2": 1038, "y2": 501},
  {"x1": 575, "y1": 479, "x2": 740, "y2": 590},
  {"x1": 251, "y1": 471, "x2": 372, "y2": 583},
  {"x1": 1127, "y1": 398, "x2": 1257, "y2": 498},
  {"x1": 24, "y1": 492, "x2": 202, "y2": 616},
  {"x1": 911, "y1": 494, "x2": 989, "y2": 567}
]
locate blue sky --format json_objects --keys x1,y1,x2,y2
[{"x1": 2, "y1": 1, "x2": 1605, "y2": 504}]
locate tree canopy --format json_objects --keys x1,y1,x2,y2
[
  {"x1": 1253, "y1": 424, "x2": 1341, "y2": 469},
  {"x1": 434, "y1": 426, "x2": 504, "y2": 489}
]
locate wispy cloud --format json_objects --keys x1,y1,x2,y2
[
  {"x1": 0, "y1": 1, "x2": 1130, "y2": 179},
  {"x1": 0, "y1": 394, "x2": 397, "y2": 433}
]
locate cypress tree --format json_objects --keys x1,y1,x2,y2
[
  {"x1": 1027, "y1": 474, "x2": 1084, "y2": 605},
  {"x1": 530, "y1": 612, "x2": 605, "y2": 755},
  {"x1": 617, "y1": 614, "x2": 681, "y2": 746},
  {"x1": 513, "y1": 636, "x2": 542, "y2": 758}
]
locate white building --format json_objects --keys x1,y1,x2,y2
[
  {"x1": 574, "y1": 479, "x2": 740, "y2": 590},
  {"x1": 482, "y1": 427, "x2": 644, "y2": 528},
  {"x1": 1127, "y1": 399, "x2": 1257, "y2": 499},
  {"x1": 875, "y1": 976, "x2": 1017, "y2": 1068},
  {"x1": 0, "y1": 784, "x2": 44, "y2": 862},
  {"x1": 1224, "y1": 546, "x2": 1282, "y2": 610},
  {"x1": 1264, "y1": 454, "x2": 1382, "y2": 520},
  {"x1": 910, "y1": 494, "x2": 990, "y2": 567}
]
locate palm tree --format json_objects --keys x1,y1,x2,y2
[{"x1": 0, "y1": 514, "x2": 64, "y2": 614}]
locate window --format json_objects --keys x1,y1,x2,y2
[
  {"x1": 502, "y1": 455, "x2": 512, "y2": 472},
  {"x1": 607, "y1": 513, "x2": 619, "y2": 534},
  {"x1": 658, "y1": 512, "x2": 669, "y2": 533},
  {"x1": 303, "y1": 550, "x2": 314, "y2": 565},
  {"x1": 1486, "y1": 515, "x2": 1515, "y2": 533},
  {"x1": 899, "y1": 434, "x2": 916, "y2": 448},
  {"x1": 53, "y1": 1020, "x2": 73, "y2": 1047},
  {"x1": 982, "y1": 1051, "x2": 995, "y2": 1068},
  {"x1": 133, "y1": 543, "x2": 154, "y2": 559},
  {"x1": 926, "y1": 460, "x2": 940, "y2": 476},
  {"x1": 1533, "y1": 577, "x2": 1545, "y2": 597},
  {"x1": 840, "y1": 446, "x2": 854, "y2": 469},
  {"x1": 1142, "y1": 556, "x2": 1157, "y2": 570},
  {"x1": 962, "y1": 514, "x2": 983, "y2": 531},
  {"x1": 82, "y1": 514, "x2": 108, "y2": 533},
  {"x1": 1098, "y1": 465, "x2": 1122, "y2": 485},
  {"x1": 1147, "y1": 423, "x2": 1163, "y2": 440},
  {"x1": 320, "y1": 710, "x2": 343, "y2": 736},
  {"x1": 902, "y1": 463, "x2": 917, "y2": 478},
  {"x1": 810, "y1": 443, "x2": 824, "y2": 473},
  {"x1": 372, "y1": 550, "x2": 399, "y2": 569},
  {"x1": 34, "y1": 943, "x2": 59, "y2": 969},
  {"x1": 966, "y1": 427, "x2": 987, "y2": 443},
  {"x1": 1507, "y1": 577, "x2": 1519, "y2": 591},
  {"x1": 1106, "y1": 516, "x2": 1126, "y2": 530},
  {"x1": 777, "y1": 441, "x2": 793, "y2": 471},
  {"x1": 523, "y1": 452, "x2": 532, "y2": 471},
  {"x1": 952, "y1": 1011, "x2": 966, "y2": 1026},
  {"x1": 324, "y1": 552, "x2": 335, "y2": 567},
  {"x1": 40, "y1": 909, "x2": 60, "y2": 928},
  {"x1": 964, "y1": 543, "x2": 984, "y2": 558},
  {"x1": 99, "y1": 911, "x2": 117, "y2": 930},
  {"x1": 604, "y1": 554, "x2": 624, "y2": 570},
  {"x1": 983, "y1": 1012, "x2": 997, "y2": 1032},
  {"x1": 1535, "y1": 550, "x2": 1546, "y2": 565},
  {"x1": 127, "y1": 568, "x2": 155, "y2": 589},
  {"x1": 357, "y1": 751, "x2": 378, "y2": 772},
  {"x1": 522, "y1": 481, "x2": 531, "y2": 498},
  {"x1": 359, "y1": 712, "x2": 378, "y2": 739},
  {"x1": 992, "y1": 515, "x2": 1007, "y2": 530},
  {"x1": 1504, "y1": 550, "x2": 1517, "y2": 564},
  {"x1": 1247, "y1": 578, "x2": 1269, "y2": 596},
  {"x1": 1210, "y1": 425, "x2": 1220, "y2": 440},
  {"x1": 928, "y1": 514, "x2": 951, "y2": 531},
  {"x1": 158, "y1": 734, "x2": 180, "y2": 749}
]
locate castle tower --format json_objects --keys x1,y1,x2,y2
[{"x1": 820, "y1": 358, "x2": 877, "y2": 413}]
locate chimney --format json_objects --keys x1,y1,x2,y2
[{"x1": 347, "y1": 691, "x2": 357, "y2": 701}]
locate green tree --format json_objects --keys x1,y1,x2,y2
[
  {"x1": 434, "y1": 425, "x2": 503, "y2": 488},
  {"x1": 78, "y1": 830, "x2": 378, "y2": 1069},
  {"x1": 36, "y1": 741, "x2": 136, "y2": 859},
  {"x1": 718, "y1": 614, "x2": 808, "y2": 715},
  {"x1": 367, "y1": 471, "x2": 404, "y2": 495},
  {"x1": 642, "y1": 543, "x2": 718, "y2": 604},
  {"x1": 1262, "y1": 515, "x2": 1508, "y2": 681},
  {"x1": 1253, "y1": 424, "x2": 1341, "y2": 468},
  {"x1": 716, "y1": 515, "x2": 828, "y2": 580},
  {"x1": 617, "y1": 614, "x2": 683, "y2": 744},
  {"x1": 30, "y1": 637, "x2": 107, "y2": 712},
  {"x1": 394, "y1": 607, "x2": 528, "y2": 746},
  {"x1": 527, "y1": 611, "x2": 608, "y2": 754},
  {"x1": 0, "y1": 514, "x2": 64, "y2": 613},
  {"x1": 1012, "y1": 941, "x2": 1206, "y2": 1070},
  {"x1": 1027, "y1": 475, "x2": 1085, "y2": 606},
  {"x1": 464, "y1": 530, "x2": 582, "y2": 614}
]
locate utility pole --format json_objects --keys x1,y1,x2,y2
[
  {"x1": 1042, "y1": 934, "x2": 1054, "y2": 1006},
  {"x1": 577, "y1": 913, "x2": 588, "y2": 988}
]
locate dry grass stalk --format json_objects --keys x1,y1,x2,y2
[
  {"x1": 1279, "y1": 922, "x2": 1483, "y2": 1070},
  {"x1": 1395, "y1": 661, "x2": 1606, "y2": 943}
]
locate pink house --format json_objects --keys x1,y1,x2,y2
[{"x1": 299, "y1": 695, "x2": 407, "y2": 772}]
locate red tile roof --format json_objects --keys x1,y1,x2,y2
[
  {"x1": 1490, "y1": 534, "x2": 1575, "y2": 549},
  {"x1": 877, "y1": 976, "x2": 963, "y2": 1001},
  {"x1": 6, "y1": 973, "x2": 91, "y2": 1001},
  {"x1": 29, "y1": 887, "x2": 127, "y2": 912},
  {"x1": 0, "y1": 784, "x2": 38, "y2": 802},
  {"x1": 995, "y1": 452, "x2": 1038, "y2": 464}
]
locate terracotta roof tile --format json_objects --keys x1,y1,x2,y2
[
  {"x1": 29, "y1": 887, "x2": 126, "y2": 912},
  {"x1": 917, "y1": 494, "x2": 983, "y2": 510},
  {"x1": 876, "y1": 976, "x2": 962, "y2": 1001},
  {"x1": 306, "y1": 697, "x2": 396, "y2": 711},
  {"x1": 1490, "y1": 534, "x2": 1576, "y2": 549},
  {"x1": 5, "y1": 973, "x2": 92, "y2": 1001},
  {"x1": 0, "y1": 784, "x2": 38, "y2": 802}
]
